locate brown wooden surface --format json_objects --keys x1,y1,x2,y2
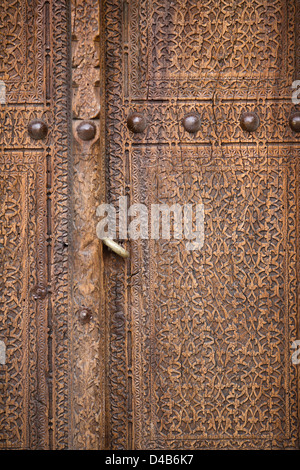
[
  {"x1": 0, "y1": 0, "x2": 299, "y2": 450},
  {"x1": 0, "y1": 0, "x2": 70, "y2": 449},
  {"x1": 70, "y1": 0, "x2": 106, "y2": 450},
  {"x1": 104, "y1": 0, "x2": 300, "y2": 450}
]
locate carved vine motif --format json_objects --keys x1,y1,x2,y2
[
  {"x1": 0, "y1": 156, "x2": 36, "y2": 449},
  {"x1": 72, "y1": 0, "x2": 100, "y2": 119}
]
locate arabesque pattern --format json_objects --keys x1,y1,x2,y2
[
  {"x1": 130, "y1": 148, "x2": 298, "y2": 449},
  {"x1": 129, "y1": 0, "x2": 296, "y2": 99}
]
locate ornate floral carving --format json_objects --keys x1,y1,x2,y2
[
  {"x1": 0, "y1": 0, "x2": 47, "y2": 102},
  {"x1": 0, "y1": 152, "x2": 45, "y2": 449},
  {"x1": 131, "y1": 147, "x2": 299, "y2": 449},
  {"x1": 72, "y1": 0, "x2": 100, "y2": 119},
  {"x1": 129, "y1": 0, "x2": 296, "y2": 99}
]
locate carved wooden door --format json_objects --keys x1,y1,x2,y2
[
  {"x1": 1, "y1": 0, "x2": 300, "y2": 452},
  {"x1": 102, "y1": 0, "x2": 300, "y2": 450}
]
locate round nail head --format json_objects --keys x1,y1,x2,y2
[
  {"x1": 28, "y1": 119, "x2": 48, "y2": 140},
  {"x1": 78, "y1": 308, "x2": 93, "y2": 324},
  {"x1": 289, "y1": 112, "x2": 300, "y2": 133},
  {"x1": 76, "y1": 121, "x2": 97, "y2": 141},
  {"x1": 127, "y1": 112, "x2": 147, "y2": 133},
  {"x1": 240, "y1": 112, "x2": 260, "y2": 132},
  {"x1": 182, "y1": 112, "x2": 201, "y2": 133},
  {"x1": 31, "y1": 284, "x2": 48, "y2": 300}
]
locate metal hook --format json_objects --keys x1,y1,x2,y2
[{"x1": 102, "y1": 238, "x2": 130, "y2": 259}]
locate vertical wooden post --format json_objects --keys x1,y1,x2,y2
[{"x1": 70, "y1": 0, "x2": 105, "y2": 449}]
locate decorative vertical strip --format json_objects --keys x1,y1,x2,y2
[
  {"x1": 49, "y1": 0, "x2": 71, "y2": 450},
  {"x1": 70, "y1": 0, "x2": 105, "y2": 449}
]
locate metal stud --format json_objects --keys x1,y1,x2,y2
[
  {"x1": 76, "y1": 120, "x2": 97, "y2": 141},
  {"x1": 28, "y1": 119, "x2": 48, "y2": 140},
  {"x1": 240, "y1": 111, "x2": 260, "y2": 132},
  {"x1": 31, "y1": 284, "x2": 48, "y2": 300},
  {"x1": 78, "y1": 308, "x2": 93, "y2": 324},
  {"x1": 182, "y1": 112, "x2": 201, "y2": 133},
  {"x1": 127, "y1": 112, "x2": 147, "y2": 133},
  {"x1": 289, "y1": 112, "x2": 300, "y2": 133}
]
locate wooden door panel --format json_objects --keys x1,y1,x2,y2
[
  {"x1": 130, "y1": 148, "x2": 298, "y2": 448},
  {"x1": 128, "y1": 0, "x2": 296, "y2": 100},
  {"x1": 104, "y1": 0, "x2": 300, "y2": 450},
  {"x1": 0, "y1": 151, "x2": 47, "y2": 449},
  {"x1": 0, "y1": 0, "x2": 47, "y2": 103},
  {"x1": 0, "y1": 0, "x2": 70, "y2": 449}
]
